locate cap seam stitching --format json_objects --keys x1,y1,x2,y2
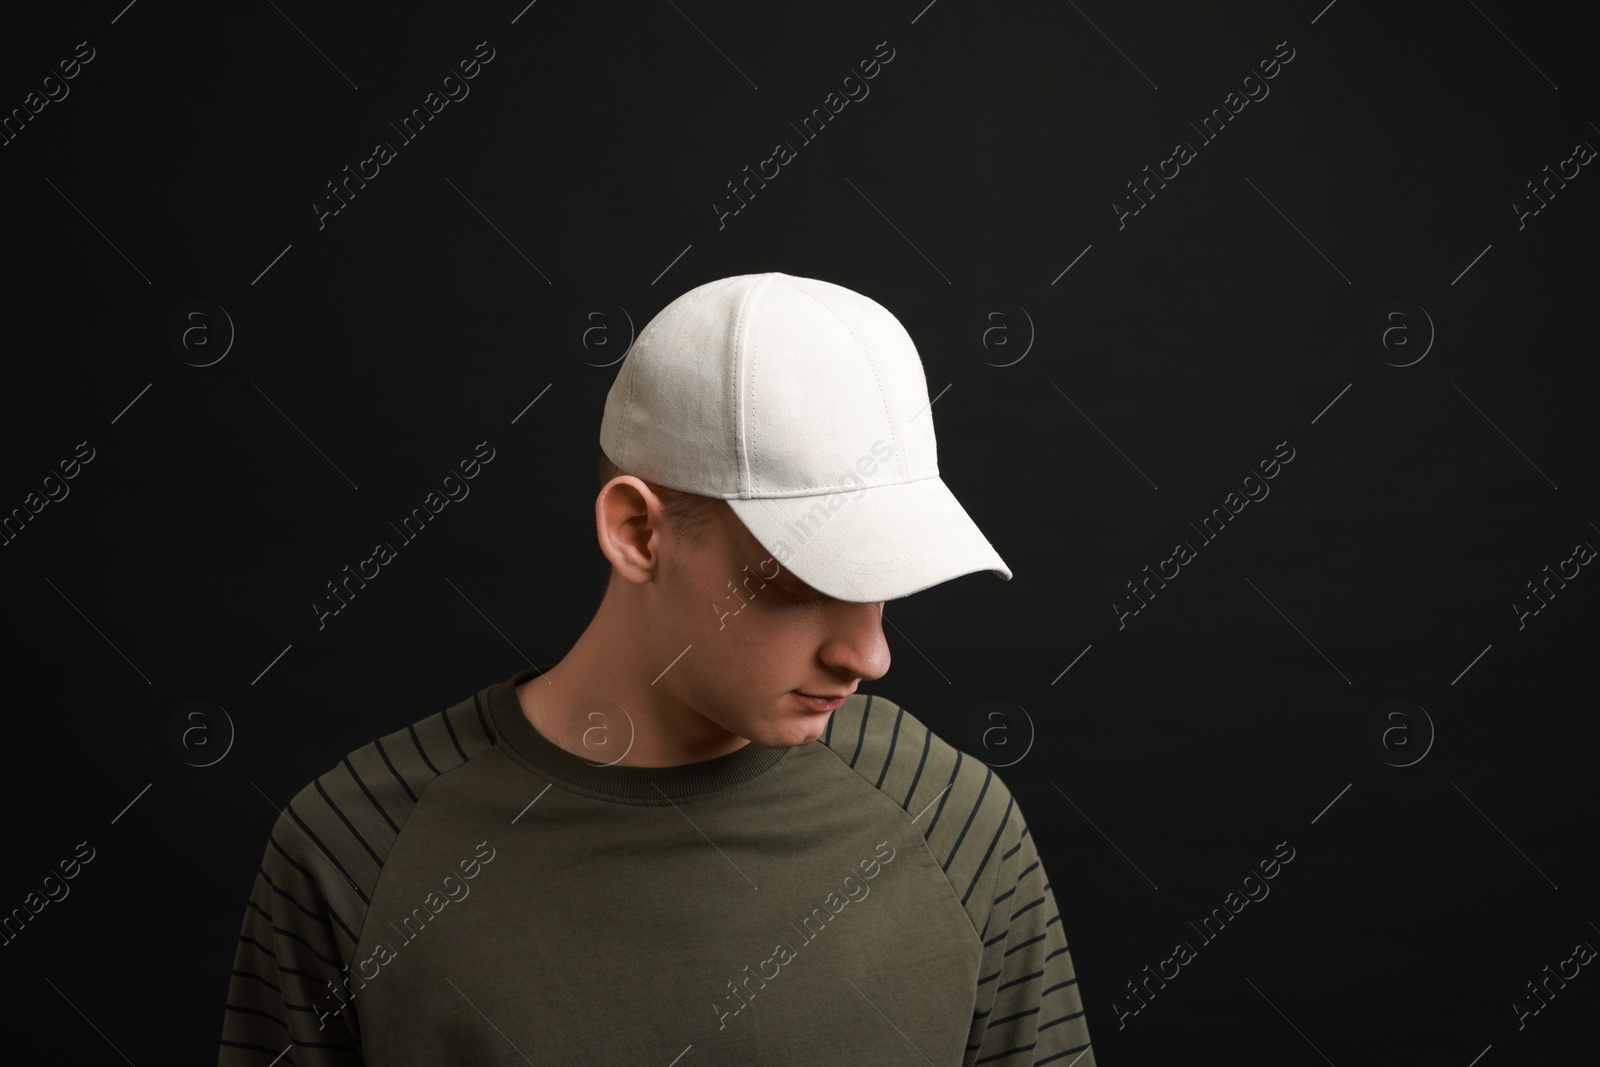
[{"x1": 790, "y1": 282, "x2": 909, "y2": 481}]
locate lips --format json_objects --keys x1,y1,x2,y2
[
  {"x1": 795, "y1": 689, "x2": 855, "y2": 700},
  {"x1": 792, "y1": 688, "x2": 853, "y2": 713}
]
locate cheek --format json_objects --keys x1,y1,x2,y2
[
  {"x1": 668, "y1": 560, "x2": 818, "y2": 681},
  {"x1": 723, "y1": 604, "x2": 817, "y2": 677},
  {"x1": 660, "y1": 559, "x2": 736, "y2": 638}
]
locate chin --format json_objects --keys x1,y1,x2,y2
[{"x1": 756, "y1": 716, "x2": 830, "y2": 750}]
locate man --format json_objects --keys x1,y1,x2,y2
[{"x1": 218, "y1": 272, "x2": 1096, "y2": 1065}]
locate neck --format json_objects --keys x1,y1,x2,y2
[{"x1": 517, "y1": 584, "x2": 752, "y2": 768}]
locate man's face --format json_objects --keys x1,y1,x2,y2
[{"x1": 648, "y1": 503, "x2": 892, "y2": 750}]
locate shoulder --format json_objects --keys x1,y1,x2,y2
[
  {"x1": 819, "y1": 690, "x2": 1027, "y2": 936},
  {"x1": 263, "y1": 683, "x2": 500, "y2": 926}
]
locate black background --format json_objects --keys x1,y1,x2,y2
[{"x1": 2, "y1": 0, "x2": 1597, "y2": 1063}]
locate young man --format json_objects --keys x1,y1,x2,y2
[{"x1": 218, "y1": 272, "x2": 1096, "y2": 1065}]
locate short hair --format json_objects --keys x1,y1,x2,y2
[{"x1": 597, "y1": 449, "x2": 727, "y2": 557}]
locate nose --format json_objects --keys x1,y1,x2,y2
[{"x1": 820, "y1": 601, "x2": 891, "y2": 684}]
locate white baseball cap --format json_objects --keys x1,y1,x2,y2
[{"x1": 598, "y1": 272, "x2": 1012, "y2": 603}]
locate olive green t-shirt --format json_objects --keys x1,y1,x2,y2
[{"x1": 218, "y1": 668, "x2": 1095, "y2": 1066}]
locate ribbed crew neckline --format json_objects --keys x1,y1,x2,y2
[{"x1": 486, "y1": 667, "x2": 795, "y2": 805}]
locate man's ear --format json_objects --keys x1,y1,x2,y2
[{"x1": 596, "y1": 476, "x2": 664, "y2": 586}]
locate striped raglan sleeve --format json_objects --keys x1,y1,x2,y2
[
  {"x1": 218, "y1": 695, "x2": 499, "y2": 1065},
  {"x1": 967, "y1": 797, "x2": 1096, "y2": 1067},
  {"x1": 218, "y1": 785, "x2": 370, "y2": 1066},
  {"x1": 817, "y1": 694, "x2": 1098, "y2": 1066}
]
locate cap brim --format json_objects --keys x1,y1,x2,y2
[{"x1": 726, "y1": 476, "x2": 1012, "y2": 603}]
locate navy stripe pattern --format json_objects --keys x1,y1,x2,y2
[
  {"x1": 217, "y1": 693, "x2": 497, "y2": 1065},
  {"x1": 822, "y1": 693, "x2": 1095, "y2": 1067}
]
